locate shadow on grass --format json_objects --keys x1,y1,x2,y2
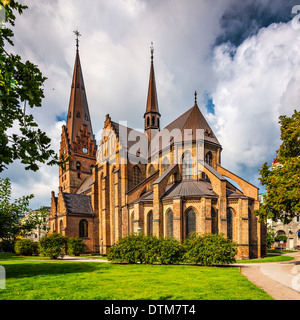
[{"x1": 3, "y1": 262, "x2": 104, "y2": 280}]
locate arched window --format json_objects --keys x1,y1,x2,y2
[
  {"x1": 147, "y1": 116, "x2": 150, "y2": 127},
  {"x1": 79, "y1": 219, "x2": 88, "y2": 238},
  {"x1": 162, "y1": 157, "x2": 170, "y2": 173},
  {"x1": 76, "y1": 162, "x2": 81, "y2": 171},
  {"x1": 76, "y1": 112, "x2": 80, "y2": 118},
  {"x1": 91, "y1": 165, "x2": 94, "y2": 173},
  {"x1": 205, "y1": 151, "x2": 213, "y2": 167},
  {"x1": 211, "y1": 207, "x2": 218, "y2": 234},
  {"x1": 132, "y1": 165, "x2": 141, "y2": 188},
  {"x1": 227, "y1": 208, "x2": 234, "y2": 240},
  {"x1": 157, "y1": 117, "x2": 160, "y2": 128},
  {"x1": 186, "y1": 208, "x2": 196, "y2": 238},
  {"x1": 59, "y1": 220, "x2": 63, "y2": 233},
  {"x1": 147, "y1": 211, "x2": 153, "y2": 235},
  {"x1": 148, "y1": 164, "x2": 154, "y2": 177},
  {"x1": 166, "y1": 210, "x2": 173, "y2": 238},
  {"x1": 182, "y1": 151, "x2": 193, "y2": 179},
  {"x1": 152, "y1": 116, "x2": 155, "y2": 126},
  {"x1": 130, "y1": 212, "x2": 135, "y2": 234}
]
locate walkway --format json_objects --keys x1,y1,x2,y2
[{"x1": 238, "y1": 252, "x2": 300, "y2": 300}]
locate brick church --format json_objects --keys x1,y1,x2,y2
[{"x1": 50, "y1": 40, "x2": 267, "y2": 259}]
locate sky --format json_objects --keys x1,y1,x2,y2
[{"x1": 1, "y1": 0, "x2": 300, "y2": 209}]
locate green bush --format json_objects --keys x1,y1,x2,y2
[
  {"x1": 14, "y1": 239, "x2": 38, "y2": 256},
  {"x1": 39, "y1": 233, "x2": 68, "y2": 259},
  {"x1": 67, "y1": 237, "x2": 86, "y2": 256},
  {"x1": 0, "y1": 239, "x2": 15, "y2": 253},
  {"x1": 108, "y1": 234, "x2": 183, "y2": 264},
  {"x1": 157, "y1": 237, "x2": 184, "y2": 265},
  {"x1": 183, "y1": 233, "x2": 237, "y2": 266},
  {"x1": 108, "y1": 233, "x2": 237, "y2": 266}
]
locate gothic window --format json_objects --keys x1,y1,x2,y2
[
  {"x1": 227, "y1": 208, "x2": 234, "y2": 240},
  {"x1": 147, "y1": 116, "x2": 150, "y2": 127},
  {"x1": 157, "y1": 117, "x2": 160, "y2": 128},
  {"x1": 205, "y1": 151, "x2": 213, "y2": 167},
  {"x1": 152, "y1": 116, "x2": 155, "y2": 126},
  {"x1": 79, "y1": 219, "x2": 88, "y2": 238},
  {"x1": 148, "y1": 164, "x2": 154, "y2": 177},
  {"x1": 147, "y1": 211, "x2": 153, "y2": 235},
  {"x1": 162, "y1": 157, "x2": 170, "y2": 173},
  {"x1": 182, "y1": 151, "x2": 193, "y2": 179},
  {"x1": 132, "y1": 165, "x2": 141, "y2": 188},
  {"x1": 76, "y1": 112, "x2": 80, "y2": 118},
  {"x1": 211, "y1": 207, "x2": 218, "y2": 234},
  {"x1": 76, "y1": 162, "x2": 81, "y2": 171},
  {"x1": 59, "y1": 220, "x2": 63, "y2": 233},
  {"x1": 186, "y1": 208, "x2": 196, "y2": 238},
  {"x1": 130, "y1": 212, "x2": 135, "y2": 234},
  {"x1": 166, "y1": 210, "x2": 173, "y2": 238}
]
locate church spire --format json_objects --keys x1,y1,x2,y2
[
  {"x1": 66, "y1": 30, "x2": 94, "y2": 144},
  {"x1": 144, "y1": 42, "x2": 161, "y2": 140}
]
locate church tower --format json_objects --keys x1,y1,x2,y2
[
  {"x1": 59, "y1": 31, "x2": 97, "y2": 193},
  {"x1": 144, "y1": 43, "x2": 161, "y2": 140}
]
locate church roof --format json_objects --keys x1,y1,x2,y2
[
  {"x1": 66, "y1": 49, "x2": 95, "y2": 143},
  {"x1": 76, "y1": 175, "x2": 94, "y2": 194},
  {"x1": 163, "y1": 102, "x2": 221, "y2": 146},
  {"x1": 62, "y1": 193, "x2": 93, "y2": 215}
]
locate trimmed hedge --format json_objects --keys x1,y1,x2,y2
[
  {"x1": 107, "y1": 233, "x2": 237, "y2": 266},
  {"x1": 14, "y1": 239, "x2": 39, "y2": 256}
]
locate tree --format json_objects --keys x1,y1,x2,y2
[
  {"x1": 0, "y1": 1, "x2": 57, "y2": 172},
  {"x1": 256, "y1": 110, "x2": 300, "y2": 223},
  {"x1": 0, "y1": 177, "x2": 39, "y2": 241}
]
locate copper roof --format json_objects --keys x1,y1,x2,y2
[
  {"x1": 144, "y1": 54, "x2": 160, "y2": 116},
  {"x1": 163, "y1": 103, "x2": 221, "y2": 146},
  {"x1": 66, "y1": 50, "x2": 95, "y2": 143}
]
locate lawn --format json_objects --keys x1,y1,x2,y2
[{"x1": 0, "y1": 260, "x2": 273, "y2": 300}]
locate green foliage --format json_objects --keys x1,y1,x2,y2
[
  {"x1": 267, "y1": 228, "x2": 275, "y2": 248},
  {"x1": 274, "y1": 235, "x2": 287, "y2": 243},
  {"x1": 14, "y1": 239, "x2": 38, "y2": 256},
  {"x1": 39, "y1": 233, "x2": 67, "y2": 259},
  {"x1": 0, "y1": 177, "x2": 35, "y2": 241},
  {"x1": 0, "y1": 239, "x2": 15, "y2": 252},
  {"x1": 0, "y1": 0, "x2": 58, "y2": 171},
  {"x1": 183, "y1": 233, "x2": 237, "y2": 266},
  {"x1": 67, "y1": 237, "x2": 86, "y2": 256},
  {"x1": 108, "y1": 233, "x2": 237, "y2": 266},
  {"x1": 256, "y1": 110, "x2": 300, "y2": 223}
]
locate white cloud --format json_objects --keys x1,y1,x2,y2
[{"x1": 210, "y1": 21, "x2": 300, "y2": 183}]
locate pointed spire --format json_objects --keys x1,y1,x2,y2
[
  {"x1": 145, "y1": 42, "x2": 160, "y2": 115},
  {"x1": 66, "y1": 33, "x2": 94, "y2": 143}
]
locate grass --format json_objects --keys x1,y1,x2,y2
[
  {"x1": 0, "y1": 260, "x2": 272, "y2": 300},
  {"x1": 236, "y1": 254, "x2": 295, "y2": 263}
]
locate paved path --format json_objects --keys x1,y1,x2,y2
[{"x1": 238, "y1": 252, "x2": 300, "y2": 300}]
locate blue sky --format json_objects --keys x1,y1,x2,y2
[{"x1": 1, "y1": 0, "x2": 300, "y2": 208}]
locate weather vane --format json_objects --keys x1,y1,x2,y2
[
  {"x1": 150, "y1": 42, "x2": 154, "y2": 61},
  {"x1": 194, "y1": 91, "x2": 197, "y2": 105},
  {"x1": 74, "y1": 29, "x2": 81, "y2": 50}
]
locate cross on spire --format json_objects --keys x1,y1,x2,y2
[
  {"x1": 73, "y1": 29, "x2": 81, "y2": 51},
  {"x1": 194, "y1": 90, "x2": 197, "y2": 105}
]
